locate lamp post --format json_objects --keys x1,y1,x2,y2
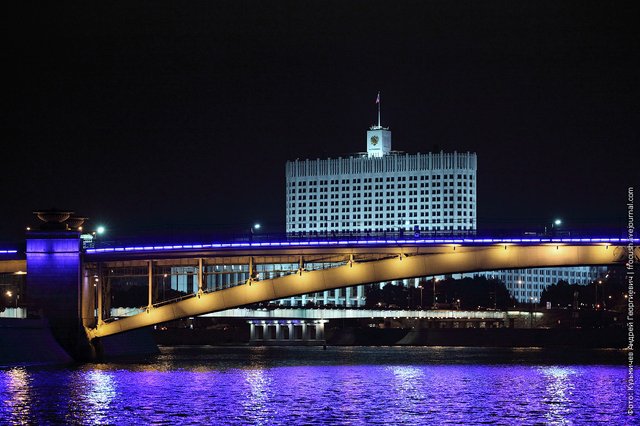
[
  {"x1": 596, "y1": 279, "x2": 605, "y2": 310},
  {"x1": 91, "y1": 225, "x2": 106, "y2": 246},
  {"x1": 250, "y1": 223, "x2": 261, "y2": 241},
  {"x1": 417, "y1": 285, "x2": 424, "y2": 309},
  {"x1": 163, "y1": 273, "x2": 168, "y2": 301},
  {"x1": 530, "y1": 296, "x2": 534, "y2": 328},
  {"x1": 545, "y1": 218, "x2": 562, "y2": 235},
  {"x1": 5, "y1": 290, "x2": 18, "y2": 311},
  {"x1": 432, "y1": 278, "x2": 438, "y2": 309}
]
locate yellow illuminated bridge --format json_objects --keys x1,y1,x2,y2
[{"x1": 72, "y1": 236, "x2": 637, "y2": 339}]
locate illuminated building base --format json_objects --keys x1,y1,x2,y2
[{"x1": 248, "y1": 319, "x2": 327, "y2": 346}]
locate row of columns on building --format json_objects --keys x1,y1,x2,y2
[{"x1": 248, "y1": 320, "x2": 327, "y2": 344}]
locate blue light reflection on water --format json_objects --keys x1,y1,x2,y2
[{"x1": 0, "y1": 347, "x2": 636, "y2": 424}]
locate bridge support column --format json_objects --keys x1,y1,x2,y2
[
  {"x1": 147, "y1": 261, "x2": 153, "y2": 311},
  {"x1": 197, "y1": 258, "x2": 203, "y2": 293},
  {"x1": 315, "y1": 321, "x2": 325, "y2": 341},
  {"x1": 275, "y1": 323, "x2": 282, "y2": 340},
  {"x1": 96, "y1": 263, "x2": 103, "y2": 325},
  {"x1": 26, "y1": 230, "x2": 95, "y2": 360},
  {"x1": 249, "y1": 322, "x2": 256, "y2": 341},
  {"x1": 80, "y1": 264, "x2": 96, "y2": 330}
]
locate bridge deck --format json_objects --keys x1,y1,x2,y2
[{"x1": 87, "y1": 242, "x2": 636, "y2": 338}]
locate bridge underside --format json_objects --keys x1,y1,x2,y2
[{"x1": 88, "y1": 243, "x2": 631, "y2": 338}]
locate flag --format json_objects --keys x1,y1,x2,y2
[{"x1": 376, "y1": 92, "x2": 380, "y2": 104}]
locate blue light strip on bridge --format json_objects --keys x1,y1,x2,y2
[
  {"x1": 0, "y1": 250, "x2": 18, "y2": 254},
  {"x1": 84, "y1": 237, "x2": 640, "y2": 255}
]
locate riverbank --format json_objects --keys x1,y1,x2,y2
[
  {"x1": 152, "y1": 322, "x2": 628, "y2": 348},
  {"x1": 0, "y1": 319, "x2": 158, "y2": 366}
]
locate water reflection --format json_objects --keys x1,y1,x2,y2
[
  {"x1": 0, "y1": 347, "x2": 631, "y2": 424},
  {"x1": 1, "y1": 367, "x2": 32, "y2": 424},
  {"x1": 541, "y1": 366, "x2": 574, "y2": 424},
  {"x1": 386, "y1": 366, "x2": 426, "y2": 423},
  {"x1": 84, "y1": 370, "x2": 116, "y2": 424},
  {"x1": 240, "y1": 368, "x2": 275, "y2": 423}
]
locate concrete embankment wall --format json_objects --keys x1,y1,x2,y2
[
  {"x1": 397, "y1": 328, "x2": 627, "y2": 348},
  {"x1": 327, "y1": 327, "x2": 409, "y2": 346},
  {"x1": 0, "y1": 318, "x2": 73, "y2": 366},
  {"x1": 97, "y1": 327, "x2": 160, "y2": 359},
  {"x1": 0, "y1": 319, "x2": 159, "y2": 365},
  {"x1": 153, "y1": 326, "x2": 250, "y2": 346},
  {"x1": 148, "y1": 324, "x2": 628, "y2": 349}
]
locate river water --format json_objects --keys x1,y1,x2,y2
[{"x1": 0, "y1": 346, "x2": 636, "y2": 424}]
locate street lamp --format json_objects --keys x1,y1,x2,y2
[
  {"x1": 250, "y1": 223, "x2": 261, "y2": 241},
  {"x1": 4, "y1": 290, "x2": 18, "y2": 309},
  {"x1": 596, "y1": 279, "x2": 606, "y2": 310},
  {"x1": 417, "y1": 285, "x2": 424, "y2": 308},
  {"x1": 432, "y1": 278, "x2": 438, "y2": 309},
  {"x1": 545, "y1": 218, "x2": 562, "y2": 235},
  {"x1": 91, "y1": 226, "x2": 106, "y2": 245},
  {"x1": 163, "y1": 273, "x2": 168, "y2": 300},
  {"x1": 529, "y1": 296, "x2": 535, "y2": 327}
]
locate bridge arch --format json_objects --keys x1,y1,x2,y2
[{"x1": 89, "y1": 243, "x2": 633, "y2": 338}]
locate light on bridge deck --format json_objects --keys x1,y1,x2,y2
[{"x1": 84, "y1": 237, "x2": 637, "y2": 255}]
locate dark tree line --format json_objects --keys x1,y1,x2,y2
[
  {"x1": 540, "y1": 268, "x2": 629, "y2": 311},
  {"x1": 365, "y1": 276, "x2": 514, "y2": 310}
]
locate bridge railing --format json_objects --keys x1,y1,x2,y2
[{"x1": 90, "y1": 227, "x2": 632, "y2": 251}]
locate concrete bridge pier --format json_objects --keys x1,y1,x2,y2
[{"x1": 26, "y1": 230, "x2": 97, "y2": 360}]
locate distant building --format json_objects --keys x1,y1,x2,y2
[
  {"x1": 281, "y1": 105, "x2": 601, "y2": 307},
  {"x1": 285, "y1": 127, "x2": 477, "y2": 235},
  {"x1": 283, "y1": 112, "x2": 476, "y2": 306}
]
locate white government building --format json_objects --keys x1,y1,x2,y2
[
  {"x1": 282, "y1": 116, "x2": 602, "y2": 306},
  {"x1": 286, "y1": 126, "x2": 477, "y2": 234}
]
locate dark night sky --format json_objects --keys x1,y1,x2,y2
[{"x1": 3, "y1": 1, "x2": 638, "y2": 242}]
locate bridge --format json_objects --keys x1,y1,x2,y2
[
  {"x1": 1, "y1": 231, "x2": 636, "y2": 359},
  {"x1": 83, "y1": 236, "x2": 634, "y2": 338}
]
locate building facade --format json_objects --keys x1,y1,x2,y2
[
  {"x1": 282, "y1": 121, "x2": 603, "y2": 307},
  {"x1": 286, "y1": 126, "x2": 477, "y2": 235},
  {"x1": 283, "y1": 124, "x2": 477, "y2": 307}
]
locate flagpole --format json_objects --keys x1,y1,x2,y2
[{"x1": 377, "y1": 91, "x2": 381, "y2": 128}]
